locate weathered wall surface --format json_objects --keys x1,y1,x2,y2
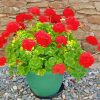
[{"x1": 0, "y1": 0, "x2": 100, "y2": 61}]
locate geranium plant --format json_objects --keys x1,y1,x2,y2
[{"x1": 0, "y1": 7, "x2": 99, "y2": 80}]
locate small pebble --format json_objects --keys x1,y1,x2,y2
[{"x1": 13, "y1": 86, "x2": 17, "y2": 90}]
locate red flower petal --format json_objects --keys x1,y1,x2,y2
[
  {"x1": 55, "y1": 36, "x2": 67, "y2": 46},
  {"x1": 44, "y1": 8, "x2": 56, "y2": 16},
  {"x1": 63, "y1": 7, "x2": 74, "y2": 18},
  {"x1": 6, "y1": 21, "x2": 20, "y2": 33},
  {"x1": 86, "y1": 36, "x2": 98, "y2": 46},
  {"x1": 0, "y1": 57, "x2": 6, "y2": 66},
  {"x1": 16, "y1": 13, "x2": 33, "y2": 22},
  {"x1": 0, "y1": 36, "x2": 7, "y2": 48},
  {"x1": 79, "y1": 52, "x2": 94, "y2": 68},
  {"x1": 52, "y1": 64, "x2": 66, "y2": 74},
  {"x1": 1, "y1": 30, "x2": 11, "y2": 39},
  {"x1": 35, "y1": 30, "x2": 52, "y2": 47},
  {"x1": 66, "y1": 17, "x2": 79, "y2": 31},
  {"x1": 18, "y1": 22, "x2": 26, "y2": 30},
  {"x1": 22, "y1": 39, "x2": 36, "y2": 51},
  {"x1": 28, "y1": 7, "x2": 40, "y2": 15},
  {"x1": 39, "y1": 15, "x2": 49, "y2": 23},
  {"x1": 51, "y1": 14, "x2": 61, "y2": 23},
  {"x1": 53, "y1": 23, "x2": 65, "y2": 33}
]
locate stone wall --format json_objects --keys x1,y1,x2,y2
[{"x1": 0, "y1": 0, "x2": 100, "y2": 62}]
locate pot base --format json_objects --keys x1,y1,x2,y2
[{"x1": 30, "y1": 83, "x2": 65, "y2": 99}]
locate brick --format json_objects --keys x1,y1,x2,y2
[
  {"x1": 49, "y1": 1, "x2": 64, "y2": 9},
  {"x1": 77, "y1": 9, "x2": 100, "y2": 15},
  {"x1": 73, "y1": 3, "x2": 94, "y2": 10},
  {"x1": 94, "y1": 2, "x2": 100, "y2": 11},
  {"x1": 27, "y1": 1, "x2": 49, "y2": 8},
  {"x1": 87, "y1": 15, "x2": 100, "y2": 25},
  {"x1": 2, "y1": 0, "x2": 26, "y2": 7}
]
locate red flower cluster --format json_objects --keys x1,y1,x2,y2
[
  {"x1": 79, "y1": 52, "x2": 94, "y2": 68},
  {"x1": 53, "y1": 23, "x2": 65, "y2": 33},
  {"x1": 16, "y1": 13, "x2": 33, "y2": 22},
  {"x1": 6, "y1": 21, "x2": 20, "y2": 33},
  {"x1": 1, "y1": 30, "x2": 11, "y2": 39},
  {"x1": 86, "y1": 36, "x2": 98, "y2": 46},
  {"x1": 39, "y1": 15, "x2": 49, "y2": 23},
  {"x1": 0, "y1": 36, "x2": 7, "y2": 48},
  {"x1": 44, "y1": 8, "x2": 56, "y2": 16},
  {"x1": 66, "y1": 17, "x2": 79, "y2": 31},
  {"x1": 63, "y1": 7, "x2": 74, "y2": 18},
  {"x1": 0, "y1": 57, "x2": 6, "y2": 66},
  {"x1": 28, "y1": 7, "x2": 40, "y2": 15},
  {"x1": 52, "y1": 63, "x2": 66, "y2": 74},
  {"x1": 22, "y1": 39, "x2": 36, "y2": 51},
  {"x1": 55, "y1": 36, "x2": 67, "y2": 48},
  {"x1": 51, "y1": 14, "x2": 61, "y2": 23},
  {"x1": 35, "y1": 30, "x2": 52, "y2": 47}
]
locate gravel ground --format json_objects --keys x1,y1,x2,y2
[{"x1": 0, "y1": 64, "x2": 100, "y2": 100}]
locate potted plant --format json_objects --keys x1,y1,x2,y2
[{"x1": 0, "y1": 7, "x2": 99, "y2": 97}]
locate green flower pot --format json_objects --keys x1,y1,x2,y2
[{"x1": 26, "y1": 72, "x2": 63, "y2": 97}]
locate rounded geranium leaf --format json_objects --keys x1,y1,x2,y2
[
  {"x1": 0, "y1": 36, "x2": 7, "y2": 48},
  {"x1": 34, "y1": 30, "x2": 52, "y2": 47},
  {"x1": 39, "y1": 15, "x2": 49, "y2": 23},
  {"x1": 6, "y1": 21, "x2": 20, "y2": 33},
  {"x1": 66, "y1": 17, "x2": 79, "y2": 31},
  {"x1": 44, "y1": 8, "x2": 56, "y2": 16},
  {"x1": 55, "y1": 36, "x2": 67, "y2": 47},
  {"x1": 28, "y1": 7, "x2": 40, "y2": 15},
  {"x1": 63, "y1": 7, "x2": 74, "y2": 18},
  {"x1": 1, "y1": 30, "x2": 11, "y2": 39},
  {"x1": 86, "y1": 36, "x2": 98, "y2": 46},
  {"x1": 53, "y1": 23, "x2": 65, "y2": 33},
  {"x1": 0, "y1": 57, "x2": 6, "y2": 66},
  {"x1": 79, "y1": 52, "x2": 94, "y2": 68},
  {"x1": 51, "y1": 14, "x2": 61, "y2": 23},
  {"x1": 52, "y1": 63, "x2": 66, "y2": 74},
  {"x1": 22, "y1": 39, "x2": 36, "y2": 51}
]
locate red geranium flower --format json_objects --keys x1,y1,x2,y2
[
  {"x1": 51, "y1": 14, "x2": 61, "y2": 23},
  {"x1": 44, "y1": 8, "x2": 56, "y2": 16},
  {"x1": 55, "y1": 36, "x2": 67, "y2": 47},
  {"x1": 53, "y1": 23, "x2": 65, "y2": 33},
  {"x1": 16, "y1": 13, "x2": 33, "y2": 22},
  {"x1": 97, "y1": 44, "x2": 100, "y2": 51},
  {"x1": 1, "y1": 30, "x2": 11, "y2": 39},
  {"x1": 0, "y1": 36, "x2": 7, "y2": 48},
  {"x1": 39, "y1": 15, "x2": 49, "y2": 23},
  {"x1": 6, "y1": 21, "x2": 20, "y2": 33},
  {"x1": 79, "y1": 52, "x2": 94, "y2": 68},
  {"x1": 86, "y1": 36, "x2": 98, "y2": 46},
  {"x1": 52, "y1": 63, "x2": 66, "y2": 74},
  {"x1": 35, "y1": 30, "x2": 52, "y2": 47},
  {"x1": 22, "y1": 39, "x2": 36, "y2": 51},
  {"x1": 63, "y1": 7, "x2": 74, "y2": 18},
  {"x1": 18, "y1": 22, "x2": 26, "y2": 30},
  {"x1": 0, "y1": 57, "x2": 6, "y2": 66},
  {"x1": 66, "y1": 17, "x2": 79, "y2": 31},
  {"x1": 28, "y1": 7, "x2": 40, "y2": 15}
]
